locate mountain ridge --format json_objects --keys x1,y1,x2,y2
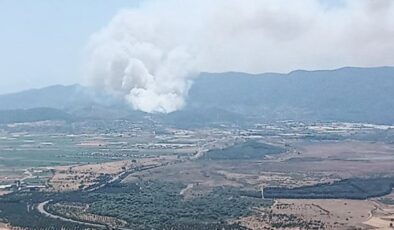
[{"x1": 1, "y1": 66, "x2": 394, "y2": 125}]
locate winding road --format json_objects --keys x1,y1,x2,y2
[
  {"x1": 36, "y1": 200, "x2": 106, "y2": 229},
  {"x1": 35, "y1": 163, "x2": 169, "y2": 229}
]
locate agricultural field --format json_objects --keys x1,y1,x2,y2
[
  {"x1": 0, "y1": 121, "x2": 394, "y2": 229},
  {"x1": 0, "y1": 134, "x2": 122, "y2": 169},
  {"x1": 0, "y1": 130, "x2": 201, "y2": 186}
]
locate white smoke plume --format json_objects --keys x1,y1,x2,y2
[{"x1": 86, "y1": 0, "x2": 394, "y2": 113}]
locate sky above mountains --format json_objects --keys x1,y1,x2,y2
[
  {"x1": 0, "y1": 0, "x2": 142, "y2": 94},
  {"x1": 0, "y1": 0, "x2": 393, "y2": 96}
]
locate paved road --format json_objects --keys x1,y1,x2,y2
[
  {"x1": 85, "y1": 171, "x2": 127, "y2": 192},
  {"x1": 20, "y1": 169, "x2": 33, "y2": 182},
  {"x1": 36, "y1": 200, "x2": 106, "y2": 229},
  {"x1": 34, "y1": 159, "x2": 192, "y2": 229},
  {"x1": 35, "y1": 164, "x2": 166, "y2": 229}
]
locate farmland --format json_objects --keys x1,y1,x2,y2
[{"x1": 0, "y1": 120, "x2": 394, "y2": 229}]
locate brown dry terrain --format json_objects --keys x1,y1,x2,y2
[
  {"x1": 123, "y1": 160, "x2": 336, "y2": 200},
  {"x1": 49, "y1": 160, "x2": 132, "y2": 191},
  {"x1": 49, "y1": 156, "x2": 179, "y2": 191},
  {"x1": 273, "y1": 199, "x2": 374, "y2": 229},
  {"x1": 2, "y1": 132, "x2": 394, "y2": 229},
  {"x1": 294, "y1": 141, "x2": 394, "y2": 160},
  {"x1": 0, "y1": 223, "x2": 10, "y2": 230},
  {"x1": 122, "y1": 139, "x2": 394, "y2": 229},
  {"x1": 123, "y1": 140, "x2": 394, "y2": 201},
  {"x1": 263, "y1": 140, "x2": 394, "y2": 178},
  {"x1": 0, "y1": 191, "x2": 11, "y2": 197},
  {"x1": 237, "y1": 199, "x2": 386, "y2": 230},
  {"x1": 364, "y1": 191, "x2": 394, "y2": 230},
  {"x1": 0, "y1": 170, "x2": 25, "y2": 185},
  {"x1": 231, "y1": 140, "x2": 394, "y2": 229}
]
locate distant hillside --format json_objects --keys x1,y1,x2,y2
[
  {"x1": 0, "y1": 108, "x2": 73, "y2": 124},
  {"x1": 1, "y1": 66, "x2": 394, "y2": 124},
  {"x1": 0, "y1": 84, "x2": 88, "y2": 110},
  {"x1": 187, "y1": 66, "x2": 394, "y2": 124},
  {"x1": 0, "y1": 84, "x2": 132, "y2": 119},
  {"x1": 156, "y1": 107, "x2": 246, "y2": 127}
]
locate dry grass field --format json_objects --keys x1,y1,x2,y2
[
  {"x1": 122, "y1": 140, "x2": 394, "y2": 201},
  {"x1": 120, "y1": 140, "x2": 394, "y2": 229},
  {"x1": 49, "y1": 156, "x2": 178, "y2": 191},
  {"x1": 273, "y1": 199, "x2": 374, "y2": 229},
  {"x1": 256, "y1": 140, "x2": 394, "y2": 178},
  {"x1": 364, "y1": 192, "x2": 394, "y2": 230},
  {"x1": 229, "y1": 141, "x2": 394, "y2": 229},
  {"x1": 123, "y1": 159, "x2": 336, "y2": 200},
  {"x1": 48, "y1": 160, "x2": 133, "y2": 191},
  {"x1": 0, "y1": 170, "x2": 25, "y2": 185},
  {"x1": 0, "y1": 191, "x2": 11, "y2": 197},
  {"x1": 294, "y1": 141, "x2": 394, "y2": 161},
  {"x1": 237, "y1": 199, "x2": 382, "y2": 229},
  {"x1": 0, "y1": 223, "x2": 10, "y2": 230}
]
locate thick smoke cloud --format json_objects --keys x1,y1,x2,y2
[
  {"x1": 85, "y1": 7, "x2": 197, "y2": 113},
  {"x1": 86, "y1": 0, "x2": 394, "y2": 113}
]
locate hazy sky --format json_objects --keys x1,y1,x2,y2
[
  {"x1": 0, "y1": 0, "x2": 141, "y2": 94},
  {"x1": 0, "y1": 0, "x2": 393, "y2": 95}
]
